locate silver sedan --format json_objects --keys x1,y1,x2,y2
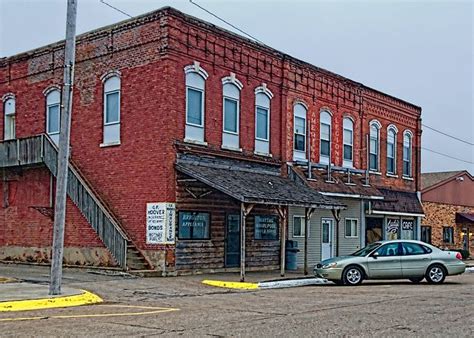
[{"x1": 314, "y1": 240, "x2": 466, "y2": 286}]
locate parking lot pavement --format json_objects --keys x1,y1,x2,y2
[{"x1": 1, "y1": 263, "x2": 473, "y2": 336}]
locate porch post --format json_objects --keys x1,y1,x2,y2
[
  {"x1": 332, "y1": 208, "x2": 341, "y2": 257},
  {"x1": 304, "y1": 207, "x2": 314, "y2": 275},
  {"x1": 240, "y1": 202, "x2": 246, "y2": 282},
  {"x1": 278, "y1": 206, "x2": 287, "y2": 277}
]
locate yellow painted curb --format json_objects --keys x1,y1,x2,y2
[
  {"x1": 0, "y1": 277, "x2": 16, "y2": 284},
  {"x1": 0, "y1": 290, "x2": 103, "y2": 312},
  {"x1": 202, "y1": 279, "x2": 259, "y2": 290}
]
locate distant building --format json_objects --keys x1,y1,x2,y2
[
  {"x1": 421, "y1": 171, "x2": 474, "y2": 256},
  {"x1": 0, "y1": 7, "x2": 423, "y2": 274}
]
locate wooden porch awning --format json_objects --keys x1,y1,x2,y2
[
  {"x1": 456, "y1": 213, "x2": 474, "y2": 224},
  {"x1": 175, "y1": 162, "x2": 345, "y2": 210}
]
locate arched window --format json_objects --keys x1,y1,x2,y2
[
  {"x1": 319, "y1": 110, "x2": 332, "y2": 164},
  {"x1": 254, "y1": 84, "x2": 273, "y2": 155},
  {"x1": 369, "y1": 120, "x2": 381, "y2": 171},
  {"x1": 3, "y1": 96, "x2": 15, "y2": 140},
  {"x1": 403, "y1": 130, "x2": 413, "y2": 177},
  {"x1": 222, "y1": 74, "x2": 243, "y2": 150},
  {"x1": 343, "y1": 117, "x2": 354, "y2": 167},
  {"x1": 46, "y1": 89, "x2": 61, "y2": 145},
  {"x1": 293, "y1": 103, "x2": 307, "y2": 160},
  {"x1": 102, "y1": 75, "x2": 121, "y2": 145},
  {"x1": 185, "y1": 62, "x2": 208, "y2": 143},
  {"x1": 387, "y1": 125, "x2": 398, "y2": 174}
]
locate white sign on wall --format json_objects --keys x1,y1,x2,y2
[{"x1": 146, "y1": 203, "x2": 176, "y2": 244}]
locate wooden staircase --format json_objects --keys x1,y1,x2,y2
[{"x1": 0, "y1": 135, "x2": 153, "y2": 271}]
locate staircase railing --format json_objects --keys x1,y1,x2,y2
[{"x1": 0, "y1": 135, "x2": 128, "y2": 269}]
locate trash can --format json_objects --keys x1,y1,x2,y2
[{"x1": 285, "y1": 240, "x2": 300, "y2": 270}]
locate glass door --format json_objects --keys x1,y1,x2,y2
[{"x1": 225, "y1": 214, "x2": 240, "y2": 267}]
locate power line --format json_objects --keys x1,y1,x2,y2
[
  {"x1": 188, "y1": 0, "x2": 267, "y2": 46},
  {"x1": 422, "y1": 124, "x2": 474, "y2": 146},
  {"x1": 99, "y1": 0, "x2": 132, "y2": 18},
  {"x1": 422, "y1": 147, "x2": 474, "y2": 165}
]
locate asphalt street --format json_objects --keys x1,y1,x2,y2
[{"x1": 1, "y1": 264, "x2": 473, "y2": 337}]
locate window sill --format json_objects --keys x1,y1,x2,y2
[
  {"x1": 184, "y1": 138, "x2": 208, "y2": 146},
  {"x1": 402, "y1": 176, "x2": 414, "y2": 181},
  {"x1": 254, "y1": 151, "x2": 273, "y2": 158},
  {"x1": 100, "y1": 141, "x2": 121, "y2": 148},
  {"x1": 344, "y1": 236, "x2": 359, "y2": 239},
  {"x1": 386, "y1": 173, "x2": 398, "y2": 178},
  {"x1": 221, "y1": 145, "x2": 242, "y2": 152},
  {"x1": 369, "y1": 171, "x2": 382, "y2": 175}
]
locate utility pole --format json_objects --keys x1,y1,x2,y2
[{"x1": 49, "y1": 0, "x2": 78, "y2": 295}]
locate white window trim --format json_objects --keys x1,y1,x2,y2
[
  {"x1": 103, "y1": 89, "x2": 121, "y2": 126},
  {"x1": 369, "y1": 120, "x2": 381, "y2": 172},
  {"x1": 46, "y1": 103, "x2": 61, "y2": 135},
  {"x1": 222, "y1": 96, "x2": 240, "y2": 135},
  {"x1": 3, "y1": 95, "x2": 16, "y2": 140},
  {"x1": 343, "y1": 117, "x2": 354, "y2": 167},
  {"x1": 255, "y1": 105, "x2": 270, "y2": 141},
  {"x1": 293, "y1": 215, "x2": 308, "y2": 238},
  {"x1": 344, "y1": 218, "x2": 359, "y2": 238},
  {"x1": 293, "y1": 103, "x2": 307, "y2": 156},
  {"x1": 320, "y1": 110, "x2": 332, "y2": 164},
  {"x1": 387, "y1": 125, "x2": 398, "y2": 175},
  {"x1": 185, "y1": 86, "x2": 205, "y2": 128},
  {"x1": 403, "y1": 130, "x2": 413, "y2": 178}
]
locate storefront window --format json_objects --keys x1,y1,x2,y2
[
  {"x1": 255, "y1": 215, "x2": 279, "y2": 240},
  {"x1": 443, "y1": 227, "x2": 454, "y2": 244},
  {"x1": 178, "y1": 211, "x2": 210, "y2": 239},
  {"x1": 401, "y1": 219, "x2": 415, "y2": 240},
  {"x1": 386, "y1": 218, "x2": 400, "y2": 240}
]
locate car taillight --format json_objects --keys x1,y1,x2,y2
[{"x1": 455, "y1": 252, "x2": 462, "y2": 260}]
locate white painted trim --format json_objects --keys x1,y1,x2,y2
[
  {"x1": 221, "y1": 145, "x2": 242, "y2": 152},
  {"x1": 371, "y1": 210, "x2": 425, "y2": 217},
  {"x1": 320, "y1": 192, "x2": 385, "y2": 200},
  {"x1": 42, "y1": 85, "x2": 61, "y2": 97},
  {"x1": 184, "y1": 61, "x2": 209, "y2": 79},
  {"x1": 2, "y1": 93, "x2": 15, "y2": 102},
  {"x1": 221, "y1": 73, "x2": 243, "y2": 90},
  {"x1": 292, "y1": 215, "x2": 308, "y2": 238},
  {"x1": 184, "y1": 138, "x2": 208, "y2": 146},
  {"x1": 100, "y1": 69, "x2": 121, "y2": 82},
  {"x1": 100, "y1": 141, "x2": 121, "y2": 148},
  {"x1": 254, "y1": 83, "x2": 273, "y2": 98},
  {"x1": 344, "y1": 217, "x2": 359, "y2": 238}
]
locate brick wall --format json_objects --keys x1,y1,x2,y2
[
  {"x1": 0, "y1": 7, "x2": 422, "y2": 262},
  {"x1": 422, "y1": 201, "x2": 474, "y2": 256}
]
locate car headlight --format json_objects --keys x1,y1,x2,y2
[{"x1": 322, "y1": 262, "x2": 337, "y2": 269}]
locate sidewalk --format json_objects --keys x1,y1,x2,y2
[{"x1": 0, "y1": 279, "x2": 102, "y2": 312}]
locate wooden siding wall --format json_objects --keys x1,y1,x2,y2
[
  {"x1": 175, "y1": 172, "x2": 280, "y2": 271},
  {"x1": 288, "y1": 199, "x2": 362, "y2": 267}
]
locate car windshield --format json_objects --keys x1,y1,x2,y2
[{"x1": 351, "y1": 242, "x2": 382, "y2": 257}]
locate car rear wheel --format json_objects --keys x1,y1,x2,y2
[
  {"x1": 425, "y1": 264, "x2": 446, "y2": 284},
  {"x1": 343, "y1": 266, "x2": 364, "y2": 286},
  {"x1": 409, "y1": 277, "x2": 424, "y2": 283}
]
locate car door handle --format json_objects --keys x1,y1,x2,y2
[{"x1": 422, "y1": 258, "x2": 429, "y2": 260}]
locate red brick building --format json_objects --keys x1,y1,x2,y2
[
  {"x1": 0, "y1": 7, "x2": 423, "y2": 274},
  {"x1": 421, "y1": 171, "x2": 474, "y2": 257}
]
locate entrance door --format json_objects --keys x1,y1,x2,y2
[
  {"x1": 321, "y1": 218, "x2": 334, "y2": 260},
  {"x1": 225, "y1": 214, "x2": 240, "y2": 267}
]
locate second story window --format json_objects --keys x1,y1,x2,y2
[
  {"x1": 369, "y1": 121, "x2": 380, "y2": 172},
  {"x1": 102, "y1": 74, "x2": 121, "y2": 146},
  {"x1": 319, "y1": 110, "x2": 332, "y2": 164},
  {"x1": 185, "y1": 62, "x2": 208, "y2": 144},
  {"x1": 254, "y1": 84, "x2": 273, "y2": 155},
  {"x1": 403, "y1": 131, "x2": 413, "y2": 177},
  {"x1": 3, "y1": 96, "x2": 15, "y2": 140},
  {"x1": 293, "y1": 103, "x2": 307, "y2": 160},
  {"x1": 343, "y1": 117, "x2": 354, "y2": 167},
  {"x1": 387, "y1": 126, "x2": 397, "y2": 174},
  {"x1": 46, "y1": 89, "x2": 61, "y2": 145},
  {"x1": 222, "y1": 74, "x2": 243, "y2": 150}
]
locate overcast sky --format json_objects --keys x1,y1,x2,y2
[{"x1": 1, "y1": 0, "x2": 473, "y2": 174}]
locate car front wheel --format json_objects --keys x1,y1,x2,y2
[
  {"x1": 343, "y1": 266, "x2": 364, "y2": 286},
  {"x1": 425, "y1": 264, "x2": 446, "y2": 284}
]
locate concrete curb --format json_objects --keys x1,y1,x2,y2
[
  {"x1": 202, "y1": 278, "x2": 329, "y2": 290},
  {"x1": 0, "y1": 290, "x2": 103, "y2": 312},
  {"x1": 466, "y1": 267, "x2": 474, "y2": 273}
]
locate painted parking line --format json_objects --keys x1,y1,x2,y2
[
  {"x1": 0, "y1": 304, "x2": 179, "y2": 322},
  {"x1": 0, "y1": 290, "x2": 102, "y2": 312},
  {"x1": 202, "y1": 278, "x2": 328, "y2": 290}
]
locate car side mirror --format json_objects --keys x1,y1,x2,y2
[{"x1": 371, "y1": 252, "x2": 379, "y2": 259}]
